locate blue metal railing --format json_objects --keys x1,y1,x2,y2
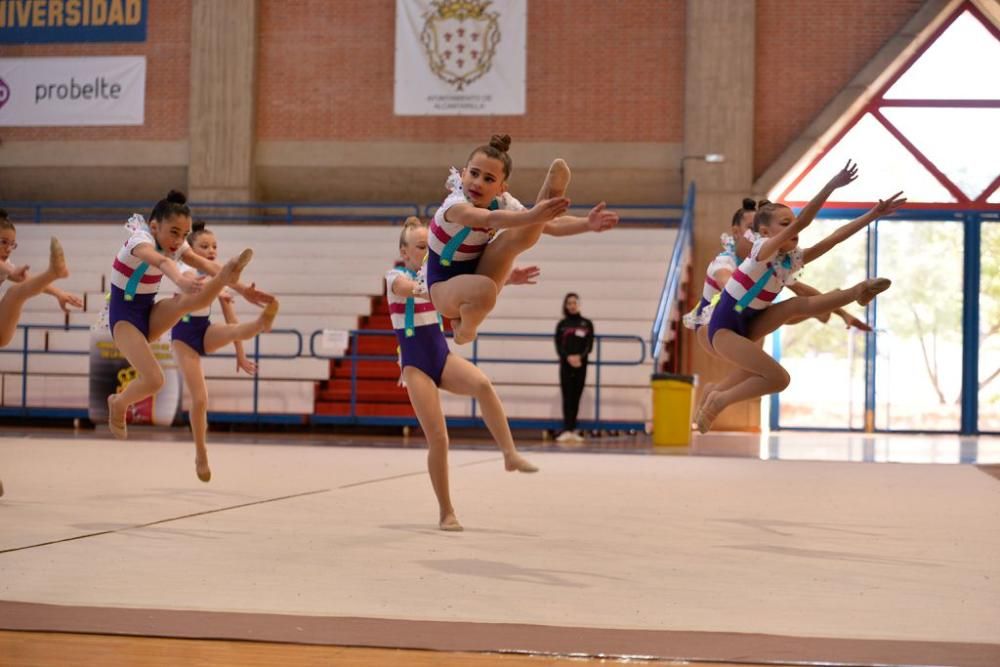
[
  {"x1": 650, "y1": 183, "x2": 695, "y2": 370},
  {"x1": 468, "y1": 332, "x2": 646, "y2": 425},
  {"x1": 0, "y1": 324, "x2": 91, "y2": 419},
  {"x1": 4, "y1": 325, "x2": 650, "y2": 430},
  {"x1": 0, "y1": 201, "x2": 153, "y2": 225},
  {"x1": 0, "y1": 200, "x2": 686, "y2": 226},
  {"x1": 0, "y1": 323, "x2": 301, "y2": 419},
  {"x1": 423, "y1": 201, "x2": 682, "y2": 226},
  {"x1": 193, "y1": 202, "x2": 422, "y2": 225},
  {"x1": 309, "y1": 329, "x2": 648, "y2": 429},
  {"x1": 0, "y1": 201, "x2": 423, "y2": 225}
]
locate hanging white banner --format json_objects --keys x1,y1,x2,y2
[
  {"x1": 0, "y1": 56, "x2": 145, "y2": 127},
  {"x1": 394, "y1": 0, "x2": 526, "y2": 116}
]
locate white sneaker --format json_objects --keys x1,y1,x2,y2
[
  {"x1": 571, "y1": 431, "x2": 585, "y2": 442},
  {"x1": 556, "y1": 431, "x2": 575, "y2": 443}
]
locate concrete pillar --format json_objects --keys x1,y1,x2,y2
[
  {"x1": 683, "y1": 0, "x2": 758, "y2": 430},
  {"x1": 188, "y1": 0, "x2": 258, "y2": 203}
]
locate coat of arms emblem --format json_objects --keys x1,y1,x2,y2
[{"x1": 420, "y1": 0, "x2": 501, "y2": 91}]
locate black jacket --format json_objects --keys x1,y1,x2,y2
[{"x1": 555, "y1": 315, "x2": 594, "y2": 361}]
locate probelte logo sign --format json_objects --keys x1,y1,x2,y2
[{"x1": 0, "y1": 56, "x2": 145, "y2": 126}]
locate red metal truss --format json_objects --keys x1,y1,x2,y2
[{"x1": 778, "y1": 1, "x2": 1000, "y2": 210}]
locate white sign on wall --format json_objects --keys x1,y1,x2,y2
[
  {"x1": 0, "y1": 56, "x2": 145, "y2": 127},
  {"x1": 394, "y1": 0, "x2": 526, "y2": 116}
]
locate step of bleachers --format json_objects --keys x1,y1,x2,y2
[
  {"x1": 472, "y1": 318, "x2": 651, "y2": 337},
  {"x1": 329, "y1": 360, "x2": 403, "y2": 381},
  {"x1": 314, "y1": 401, "x2": 415, "y2": 417},
  {"x1": 354, "y1": 337, "x2": 400, "y2": 355},
  {"x1": 317, "y1": 380, "x2": 410, "y2": 404},
  {"x1": 487, "y1": 296, "x2": 653, "y2": 321}
]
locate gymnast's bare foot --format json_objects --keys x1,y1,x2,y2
[
  {"x1": 505, "y1": 452, "x2": 539, "y2": 473},
  {"x1": 258, "y1": 299, "x2": 279, "y2": 333},
  {"x1": 49, "y1": 237, "x2": 69, "y2": 279},
  {"x1": 439, "y1": 512, "x2": 464, "y2": 532},
  {"x1": 696, "y1": 391, "x2": 724, "y2": 434},
  {"x1": 195, "y1": 451, "x2": 212, "y2": 483},
  {"x1": 540, "y1": 158, "x2": 572, "y2": 199},
  {"x1": 107, "y1": 394, "x2": 127, "y2": 440},
  {"x1": 451, "y1": 318, "x2": 477, "y2": 345},
  {"x1": 856, "y1": 277, "x2": 891, "y2": 307},
  {"x1": 693, "y1": 381, "x2": 717, "y2": 424},
  {"x1": 221, "y1": 248, "x2": 254, "y2": 285}
]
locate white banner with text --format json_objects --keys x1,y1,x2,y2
[{"x1": 0, "y1": 56, "x2": 145, "y2": 126}]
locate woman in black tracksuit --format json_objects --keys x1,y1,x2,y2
[{"x1": 554, "y1": 292, "x2": 594, "y2": 441}]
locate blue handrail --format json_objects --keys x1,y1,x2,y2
[
  {"x1": 5, "y1": 282, "x2": 650, "y2": 424},
  {"x1": 0, "y1": 200, "x2": 423, "y2": 225},
  {"x1": 423, "y1": 201, "x2": 683, "y2": 225},
  {"x1": 4, "y1": 323, "x2": 648, "y2": 427},
  {"x1": 319, "y1": 328, "x2": 651, "y2": 427},
  {"x1": 0, "y1": 324, "x2": 301, "y2": 417},
  {"x1": 468, "y1": 331, "x2": 645, "y2": 424},
  {"x1": 650, "y1": 183, "x2": 695, "y2": 370},
  {"x1": 0, "y1": 199, "x2": 684, "y2": 226}
]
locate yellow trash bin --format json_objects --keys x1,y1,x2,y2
[{"x1": 651, "y1": 373, "x2": 694, "y2": 446}]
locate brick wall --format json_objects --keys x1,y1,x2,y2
[
  {"x1": 255, "y1": 0, "x2": 685, "y2": 143},
  {"x1": 753, "y1": 0, "x2": 925, "y2": 179},
  {"x1": 0, "y1": 0, "x2": 937, "y2": 198},
  {"x1": 0, "y1": 0, "x2": 191, "y2": 141}
]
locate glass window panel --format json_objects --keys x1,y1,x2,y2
[
  {"x1": 885, "y1": 11, "x2": 1000, "y2": 100},
  {"x1": 776, "y1": 219, "x2": 868, "y2": 429},
  {"x1": 875, "y1": 220, "x2": 963, "y2": 431},
  {"x1": 882, "y1": 107, "x2": 1000, "y2": 199},
  {"x1": 784, "y1": 114, "x2": 957, "y2": 203},
  {"x1": 981, "y1": 222, "x2": 1000, "y2": 432}
]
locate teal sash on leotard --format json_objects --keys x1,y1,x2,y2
[
  {"x1": 397, "y1": 267, "x2": 443, "y2": 337},
  {"x1": 123, "y1": 262, "x2": 149, "y2": 302},
  {"x1": 123, "y1": 239, "x2": 168, "y2": 302},
  {"x1": 733, "y1": 254, "x2": 793, "y2": 313},
  {"x1": 399, "y1": 267, "x2": 419, "y2": 336},
  {"x1": 438, "y1": 198, "x2": 498, "y2": 266},
  {"x1": 439, "y1": 227, "x2": 471, "y2": 267}
]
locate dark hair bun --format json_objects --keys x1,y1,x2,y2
[
  {"x1": 191, "y1": 219, "x2": 207, "y2": 232},
  {"x1": 742, "y1": 198, "x2": 756, "y2": 211},
  {"x1": 166, "y1": 189, "x2": 187, "y2": 205},
  {"x1": 0, "y1": 207, "x2": 8, "y2": 219},
  {"x1": 488, "y1": 134, "x2": 511, "y2": 153}
]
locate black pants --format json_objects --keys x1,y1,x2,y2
[{"x1": 559, "y1": 361, "x2": 587, "y2": 431}]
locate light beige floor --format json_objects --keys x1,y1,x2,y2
[{"x1": 1, "y1": 435, "x2": 999, "y2": 663}]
